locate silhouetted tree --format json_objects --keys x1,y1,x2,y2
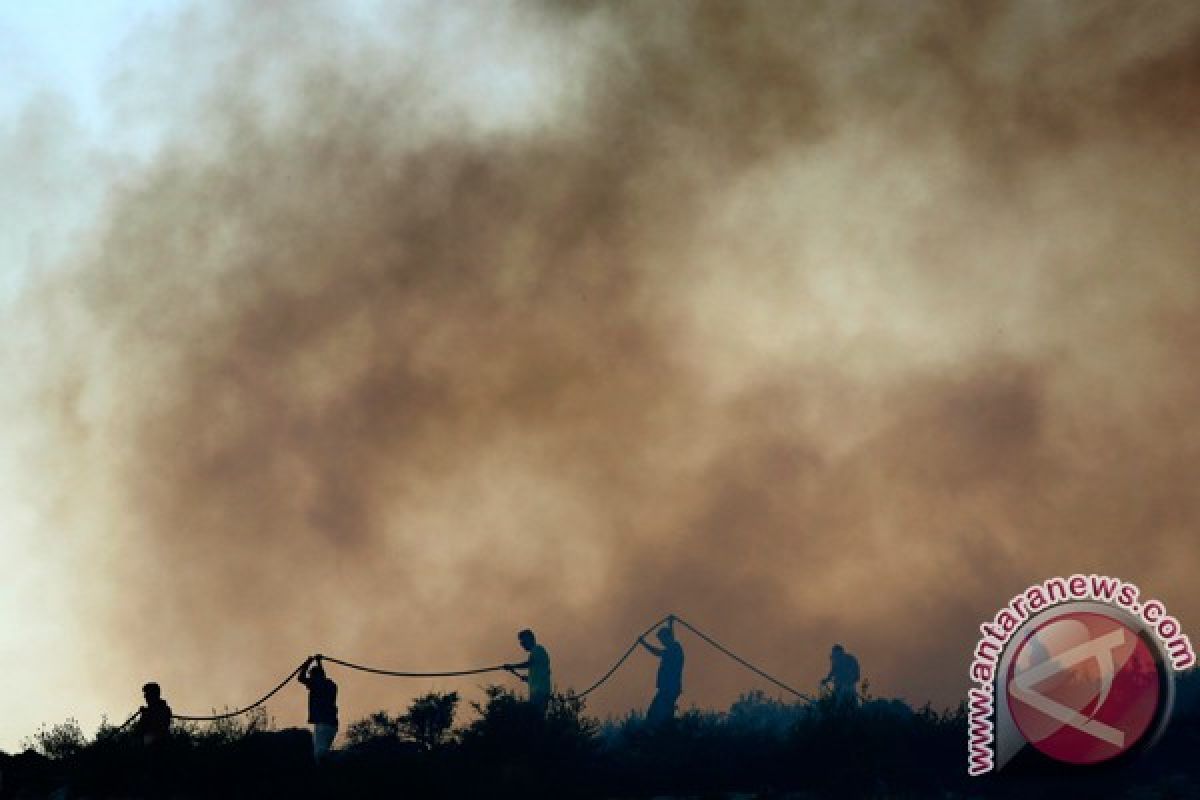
[
  {"x1": 21, "y1": 718, "x2": 86, "y2": 760},
  {"x1": 401, "y1": 691, "x2": 458, "y2": 751},
  {"x1": 345, "y1": 711, "x2": 403, "y2": 748}
]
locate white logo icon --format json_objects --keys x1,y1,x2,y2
[{"x1": 1008, "y1": 627, "x2": 1127, "y2": 747}]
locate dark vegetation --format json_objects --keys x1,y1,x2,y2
[{"x1": 2, "y1": 672, "x2": 1199, "y2": 799}]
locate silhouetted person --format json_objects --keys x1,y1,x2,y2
[
  {"x1": 135, "y1": 682, "x2": 172, "y2": 746},
  {"x1": 639, "y1": 617, "x2": 684, "y2": 724},
  {"x1": 821, "y1": 644, "x2": 860, "y2": 706},
  {"x1": 297, "y1": 655, "x2": 338, "y2": 761},
  {"x1": 505, "y1": 629, "x2": 552, "y2": 713},
  {"x1": 134, "y1": 682, "x2": 172, "y2": 796}
]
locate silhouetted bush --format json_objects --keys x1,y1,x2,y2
[
  {"x1": 1174, "y1": 667, "x2": 1200, "y2": 719},
  {"x1": 455, "y1": 687, "x2": 600, "y2": 798},
  {"x1": 404, "y1": 690, "x2": 458, "y2": 751},
  {"x1": 344, "y1": 691, "x2": 458, "y2": 754},
  {"x1": 21, "y1": 718, "x2": 86, "y2": 761},
  {"x1": 180, "y1": 706, "x2": 274, "y2": 747},
  {"x1": 344, "y1": 710, "x2": 403, "y2": 749},
  {"x1": 6, "y1": 683, "x2": 1200, "y2": 798}
]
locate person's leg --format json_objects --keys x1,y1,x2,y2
[
  {"x1": 664, "y1": 689, "x2": 680, "y2": 720},
  {"x1": 646, "y1": 690, "x2": 668, "y2": 725},
  {"x1": 146, "y1": 739, "x2": 173, "y2": 799},
  {"x1": 313, "y1": 724, "x2": 337, "y2": 761}
]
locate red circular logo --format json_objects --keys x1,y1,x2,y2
[{"x1": 1006, "y1": 612, "x2": 1162, "y2": 765}]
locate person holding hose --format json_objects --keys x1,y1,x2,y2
[
  {"x1": 638, "y1": 616, "x2": 685, "y2": 724},
  {"x1": 297, "y1": 655, "x2": 339, "y2": 761},
  {"x1": 505, "y1": 629, "x2": 552, "y2": 714},
  {"x1": 820, "y1": 643, "x2": 861, "y2": 707}
]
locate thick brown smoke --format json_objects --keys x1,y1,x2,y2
[{"x1": 7, "y1": 0, "x2": 1200, "y2": 737}]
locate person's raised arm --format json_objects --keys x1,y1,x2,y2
[
  {"x1": 297, "y1": 655, "x2": 314, "y2": 686},
  {"x1": 638, "y1": 635, "x2": 665, "y2": 657}
]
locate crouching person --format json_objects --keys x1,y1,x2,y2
[{"x1": 298, "y1": 655, "x2": 338, "y2": 761}]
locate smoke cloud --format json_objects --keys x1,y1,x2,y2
[{"x1": 3, "y1": 0, "x2": 1198, "y2": 742}]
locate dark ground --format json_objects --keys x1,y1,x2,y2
[{"x1": 2, "y1": 674, "x2": 1198, "y2": 799}]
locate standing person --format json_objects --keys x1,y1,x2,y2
[
  {"x1": 135, "y1": 682, "x2": 173, "y2": 746},
  {"x1": 638, "y1": 617, "x2": 685, "y2": 725},
  {"x1": 134, "y1": 682, "x2": 173, "y2": 796},
  {"x1": 505, "y1": 629, "x2": 552, "y2": 713},
  {"x1": 820, "y1": 644, "x2": 861, "y2": 706},
  {"x1": 297, "y1": 655, "x2": 338, "y2": 761}
]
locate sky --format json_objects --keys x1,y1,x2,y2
[
  {"x1": 2, "y1": 0, "x2": 1198, "y2": 752},
  {"x1": 0, "y1": 0, "x2": 172, "y2": 124}
]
